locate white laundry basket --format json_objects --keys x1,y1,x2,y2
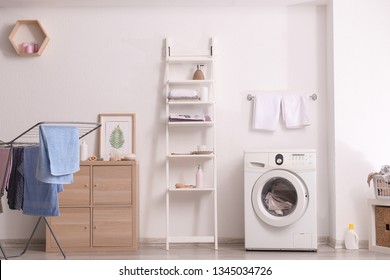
[{"x1": 373, "y1": 175, "x2": 390, "y2": 199}]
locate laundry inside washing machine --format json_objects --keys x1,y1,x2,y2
[{"x1": 262, "y1": 177, "x2": 297, "y2": 216}]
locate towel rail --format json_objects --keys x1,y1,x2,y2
[{"x1": 247, "y1": 93, "x2": 317, "y2": 101}]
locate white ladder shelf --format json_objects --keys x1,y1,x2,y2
[{"x1": 164, "y1": 38, "x2": 218, "y2": 250}]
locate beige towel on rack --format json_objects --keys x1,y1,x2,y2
[
  {"x1": 281, "y1": 93, "x2": 311, "y2": 128},
  {"x1": 252, "y1": 93, "x2": 282, "y2": 131}
]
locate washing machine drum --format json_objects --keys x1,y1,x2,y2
[{"x1": 251, "y1": 169, "x2": 309, "y2": 227}]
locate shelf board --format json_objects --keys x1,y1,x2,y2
[
  {"x1": 167, "y1": 79, "x2": 214, "y2": 85},
  {"x1": 168, "y1": 121, "x2": 214, "y2": 127},
  {"x1": 167, "y1": 57, "x2": 214, "y2": 63},
  {"x1": 169, "y1": 187, "x2": 215, "y2": 192},
  {"x1": 168, "y1": 154, "x2": 215, "y2": 159},
  {"x1": 168, "y1": 100, "x2": 214, "y2": 105}
]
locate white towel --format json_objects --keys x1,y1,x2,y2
[
  {"x1": 169, "y1": 89, "x2": 198, "y2": 99},
  {"x1": 281, "y1": 93, "x2": 311, "y2": 128},
  {"x1": 252, "y1": 93, "x2": 282, "y2": 131}
]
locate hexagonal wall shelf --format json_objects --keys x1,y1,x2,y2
[{"x1": 9, "y1": 20, "x2": 50, "y2": 56}]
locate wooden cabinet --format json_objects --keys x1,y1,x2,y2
[{"x1": 46, "y1": 161, "x2": 138, "y2": 252}]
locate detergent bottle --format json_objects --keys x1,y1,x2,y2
[{"x1": 344, "y1": 224, "x2": 359, "y2": 250}]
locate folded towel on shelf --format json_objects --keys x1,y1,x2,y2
[
  {"x1": 281, "y1": 93, "x2": 311, "y2": 128},
  {"x1": 168, "y1": 89, "x2": 199, "y2": 100},
  {"x1": 252, "y1": 93, "x2": 282, "y2": 131},
  {"x1": 23, "y1": 146, "x2": 62, "y2": 217},
  {"x1": 36, "y1": 125, "x2": 79, "y2": 184}
]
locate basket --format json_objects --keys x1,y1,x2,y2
[
  {"x1": 375, "y1": 206, "x2": 390, "y2": 247},
  {"x1": 373, "y1": 175, "x2": 390, "y2": 199}
]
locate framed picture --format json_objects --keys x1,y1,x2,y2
[{"x1": 98, "y1": 113, "x2": 136, "y2": 160}]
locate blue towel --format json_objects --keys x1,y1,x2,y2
[
  {"x1": 36, "y1": 125, "x2": 79, "y2": 184},
  {"x1": 23, "y1": 146, "x2": 63, "y2": 217}
]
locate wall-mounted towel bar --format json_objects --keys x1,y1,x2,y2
[{"x1": 247, "y1": 93, "x2": 317, "y2": 101}]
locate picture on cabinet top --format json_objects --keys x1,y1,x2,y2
[{"x1": 98, "y1": 113, "x2": 136, "y2": 161}]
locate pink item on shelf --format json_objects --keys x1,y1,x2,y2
[
  {"x1": 33, "y1": 43, "x2": 39, "y2": 53},
  {"x1": 21, "y1": 42, "x2": 29, "y2": 53},
  {"x1": 26, "y1": 43, "x2": 34, "y2": 54}
]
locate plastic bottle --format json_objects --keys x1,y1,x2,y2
[
  {"x1": 80, "y1": 140, "x2": 88, "y2": 161},
  {"x1": 344, "y1": 224, "x2": 359, "y2": 250},
  {"x1": 196, "y1": 165, "x2": 204, "y2": 188}
]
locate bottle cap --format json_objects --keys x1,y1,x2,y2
[{"x1": 348, "y1": 224, "x2": 354, "y2": 230}]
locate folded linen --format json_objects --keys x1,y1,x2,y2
[
  {"x1": 23, "y1": 146, "x2": 62, "y2": 217},
  {"x1": 281, "y1": 93, "x2": 311, "y2": 128},
  {"x1": 169, "y1": 89, "x2": 199, "y2": 99},
  {"x1": 36, "y1": 125, "x2": 79, "y2": 184},
  {"x1": 252, "y1": 93, "x2": 282, "y2": 131}
]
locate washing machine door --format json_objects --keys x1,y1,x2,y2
[{"x1": 251, "y1": 169, "x2": 308, "y2": 227}]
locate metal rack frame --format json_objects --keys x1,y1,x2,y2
[{"x1": 0, "y1": 121, "x2": 101, "y2": 260}]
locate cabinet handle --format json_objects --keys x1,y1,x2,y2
[
  {"x1": 84, "y1": 184, "x2": 88, "y2": 188},
  {"x1": 94, "y1": 184, "x2": 98, "y2": 188},
  {"x1": 84, "y1": 226, "x2": 88, "y2": 230}
]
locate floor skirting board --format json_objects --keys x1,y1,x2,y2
[
  {"x1": 0, "y1": 238, "x2": 45, "y2": 248},
  {"x1": 327, "y1": 237, "x2": 368, "y2": 249},
  {"x1": 0, "y1": 237, "x2": 367, "y2": 249}
]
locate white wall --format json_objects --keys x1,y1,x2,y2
[
  {"x1": 331, "y1": 0, "x2": 390, "y2": 246},
  {"x1": 0, "y1": 4, "x2": 328, "y2": 243}
]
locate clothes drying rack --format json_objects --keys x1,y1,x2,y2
[{"x1": 0, "y1": 121, "x2": 101, "y2": 260}]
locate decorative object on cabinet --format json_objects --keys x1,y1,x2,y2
[
  {"x1": 164, "y1": 37, "x2": 218, "y2": 250},
  {"x1": 8, "y1": 20, "x2": 50, "y2": 56},
  {"x1": 98, "y1": 113, "x2": 136, "y2": 161},
  {"x1": 0, "y1": 121, "x2": 101, "y2": 260},
  {"x1": 46, "y1": 160, "x2": 138, "y2": 252}
]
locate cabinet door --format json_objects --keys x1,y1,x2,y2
[
  {"x1": 92, "y1": 207, "x2": 133, "y2": 247},
  {"x1": 58, "y1": 166, "x2": 90, "y2": 206},
  {"x1": 93, "y1": 166, "x2": 132, "y2": 205},
  {"x1": 48, "y1": 208, "x2": 90, "y2": 248}
]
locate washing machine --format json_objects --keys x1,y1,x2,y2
[{"x1": 244, "y1": 150, "x2": 317, "y2": 251}]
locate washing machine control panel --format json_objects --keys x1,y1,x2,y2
[{"x1": 272, "y1": 152, "x2": 315, "y2": 169}]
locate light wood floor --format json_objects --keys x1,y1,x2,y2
[{"x1": 1, "y1": 244, "x2": 390, "y2": 260}]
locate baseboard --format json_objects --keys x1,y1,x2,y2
[
  {"x1": 139, "y1": 238, "x2": 245, "y2": 245},
  {"x1": 141, "y1": 237, "x2": 330, "y2": 246},
  {"x1": 1, "y1": 237, "x2": 368, "y2": 249},
  {"x1": 327, "y1": 236, "x2": 368, "y2": 249},
  {"x1": 0, "y1": 238, "x2": 45, "y2": 248}
]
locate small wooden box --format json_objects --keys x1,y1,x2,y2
[{"x1": 375, "y1": 206, "x2": 390, "y2": 247}]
